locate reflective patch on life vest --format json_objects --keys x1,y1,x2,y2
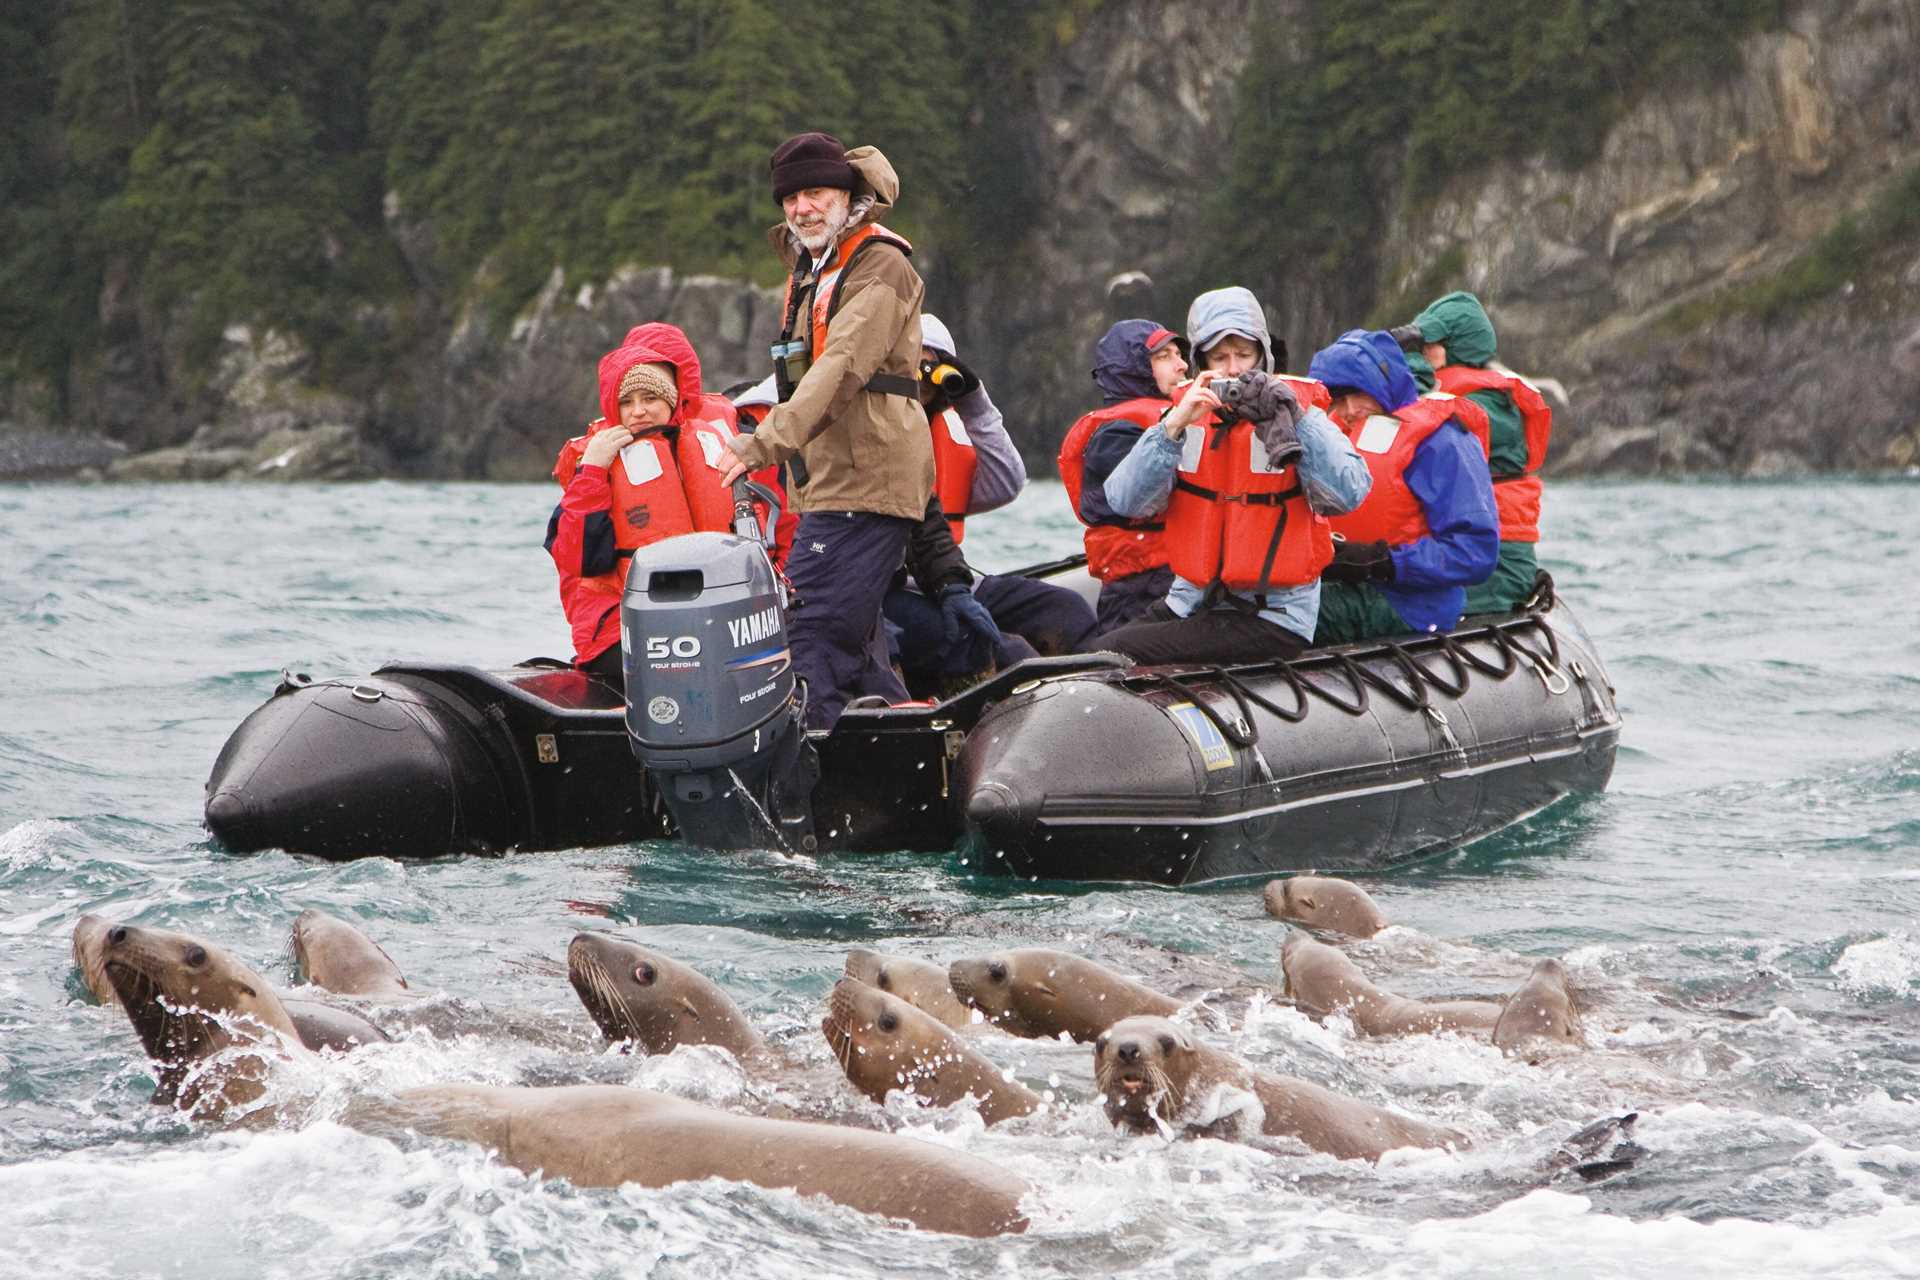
[
  {"x1": 1167, "y1": 701, "x2": 1234, "y2": 771},
  {"x1": 1178, "y1": 428, "x2": 1207, "y2": 474},
  {"x1": 620, "y1": 440, "x2": 665, "y2": 484},
  {"x1": 696, "y1": 429, "x2": 724, "y2": 469},
  {"x1": 1356, "y1": 416, "x2": 1402, "y2": 454},
  {"x1": 941, "y1": 409, "x2": 970, "y2": 446}
]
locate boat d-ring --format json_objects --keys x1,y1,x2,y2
[
  {"x1": 1524, "y1": 651, "x2": 1570, "y2": 696},
  {"x1": 350, "y1": 684, "x2": 385, "y2": 703}
]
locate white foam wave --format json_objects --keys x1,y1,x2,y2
[{"x1": 1832, "y1": 932, "x2": 1920, "y2": 997}]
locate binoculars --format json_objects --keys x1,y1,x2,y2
[{"x1": 921, "y1": 361, "x2": 967, "y2": 396}]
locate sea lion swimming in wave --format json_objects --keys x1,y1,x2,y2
[
  {"x1": 290, "y1": 909, "x2": 411, "y2": 999},
  {"x1": 566, "y1": 932, "x2": 769, "y2": 1062},
  {"x1": 1094, "y1": 1015, "x2": 1463, "y2": 1161},
  {"x1": 1262, "y1": 875, "x2": 1390, "y2": 938},
  {"x1": 822, "y1": 978, "x2": 1040, "y2": 1125},
  {"x1": 75, "y1": 914, "x2": 387, "y2": 1055},
  {"x1": 361, "y1": 1081, "x2": 1031, "y2": 1237},
  {"x1": 948, "y1": 948, "x2": 1185, "y2": 1042},
  {"x1": 1281, "y1": 934, "x2": 1584, "y2": 1051},
  {"x1": 843, "y1": 948, "x2": 974, "y2": 1029}
]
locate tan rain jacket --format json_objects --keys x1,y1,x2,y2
[{"x1": 731, "y1": 147, "x2": 934, "y2": 521}]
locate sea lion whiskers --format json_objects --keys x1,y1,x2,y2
[{"x1": 572, "y1": 950, "x2": 644, "y2": 1046}]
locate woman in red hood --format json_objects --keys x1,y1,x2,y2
[{"x1": 544, "y1": 323, "x2": 744, "y2": 689}]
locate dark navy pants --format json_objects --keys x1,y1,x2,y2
[
  {"x1": 785, "y1": 512, "x2": 915, "y2": 730},
  {"x1": 974, "y1": 573, "x2": 1098, "y2": 655},
  {"x1": 1091, "y1": 566, "x2": 1176, "y2": 638}
]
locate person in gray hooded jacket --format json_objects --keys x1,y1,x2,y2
[{"x1": 1096, "y1": 287, "x2": 1372, "y2": 665}]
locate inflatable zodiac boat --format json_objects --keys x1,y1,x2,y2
[{"x1": 204, "y1": 533, "x2": 1619, "y2": 886}]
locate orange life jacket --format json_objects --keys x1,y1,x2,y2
[
  {"x1": 1328, "y1": 396, "x2": 1483, "y2": 547},
  {"x1": 778, "y1": 223, "x2": 917, "y2": 394},
  {"x1": 1162, "y1": 383, "x2": 1334, "y2": 595},
  {"x1": 1432, "y1": 365, "x2": 1550, "y2": 543},
  {"x1": 1057, "y1": 398, "x2": 1171, "y2": 581},
  {"x1": 927, "y1": 407, "x2": 977, "y2": 542},
  {"x1": 554, "y1": 393, "x2": 742, "y2": 592}
]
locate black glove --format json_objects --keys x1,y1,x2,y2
[
  {"x1": 1388, "y1": 324, "x2": 1425, "y2": 352},
  {"x1": 1322, "y1": 539, "x2": 1395, "y2": 585},
  {"x1": 1216, "y1": 370, "x2": 1303, "y2": 468},
  {"x1": 939, "y1": 583, "x2": 1004, "y2": 652}
]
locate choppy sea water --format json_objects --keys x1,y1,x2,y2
[{"x1": 1, "y1": 477, "x2": 1917, "y2": 1279}]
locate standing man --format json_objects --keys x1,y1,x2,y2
[{"x1": 719, "y1": 133, "x2": 932, "y2": 730}]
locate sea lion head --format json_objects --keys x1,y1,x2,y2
[
  {"x1": 567, "y1": 932, "x2": 762, "y2": 1058},
  {"x1": 1093, "y1": 1015, "x2": 1196, "y2": 1133},
  {"x1": 100, "y1": 922, "x2": 301, "y2": 1113},
  {"x1": 290, "y1": 909, "x2": 408, "y2": 997},
  {"x1": 844, "y1": 948, "x2": 971, "y2": 1027},
  {"x1": 1263, "y1": 874, "x2": 1389, "y2": 937},
  {"x1": 72, "y1": 913, "x2": 118, "y2": 1005},
  {"x1": 1493, "y1": 958, "x2": 1584, "y2": 1056},
  {"x1": 947, "y1": 951, "x2": 1022, "y2": 1024},
  {"x1": 822, "y1": 977, "x2": 962, "y2": 1103}
]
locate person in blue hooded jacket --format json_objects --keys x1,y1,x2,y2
[
  {"x1": 1058, "y1": 319, "x2": 1192, "y2": 633},
  {"x1": 1097, "y1": 287, "x2": 1373, "y2": 665},
  {"x1": 1306, "y1": 329, "x2": 1499, "y2": 644}
]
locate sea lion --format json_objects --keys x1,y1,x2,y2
[
  {"x1": 843, "y1": 948, "x2": 973, "y2": 1029},
  {"x1": 1492, "y1": 958, "x2": 1584, "y2": 1055},
  {"x1": 1094, "y1": 1015, "x2": 1463, "y2": 1162},
  {"x1": 822, "y1": 978, "x2": 1040, "y2": 1125},
  {"x1": 96, "y1": 921, "x2": 309, "y2": 1119},
  {"x1": 363, "y1": 1082, "x2": 1030, "y2": 1237},
  {"x1": 1262, "y1": 875, "x2": 1389, "y2": 938},
  {"x1": 75, "y1": 914, "x2": 388, "y2": 1054},
  {"x1": 948, "y1": 948, "x2": 1183, "y2": 1042},
  {"x1": 567, "y1": 932, "x2": 768, "y2": 1061},
  {"x1": 1280, "y1": 933, "x2": 1504, "y2": 1037},
  {"x1": 290, "y1": 908, "x2": 412, "y2": 998}
]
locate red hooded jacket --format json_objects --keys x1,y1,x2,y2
[{"x1": 544, "y1": 324, "x2": 745, "y2": 665}]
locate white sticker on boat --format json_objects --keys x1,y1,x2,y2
[
  {"x1": 1355, "y1": 415, "x2": 1401, "y2": 454},
  {"x1": 1167, "y1": 701, "x2": 1234, "y2": 772},
  {"x1": 620, "y1": 440, "x2": 665, "y2": 485}
]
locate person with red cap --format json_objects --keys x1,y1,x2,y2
[
  {"x1": 1058, "y1": 318, "x2": 1192, "y2": 633},
  {"x1": 718, "y1": 133, "x2": 932, "y2": 731}
]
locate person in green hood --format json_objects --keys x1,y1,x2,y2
[{"x1": 1391, "y1": 291, "x2": 1552, "y2": 616}]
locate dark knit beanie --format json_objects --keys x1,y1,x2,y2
[{"x1": 770, "y1": 132, "x2": 856, "y2": 203}]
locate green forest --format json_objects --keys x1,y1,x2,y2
[{"x1": 3, "y1": 0, "x2": 1784, "y2": 419}]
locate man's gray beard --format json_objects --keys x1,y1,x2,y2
[{"x1": 789, "y1": 202, "x2": 851, "y2": 256}]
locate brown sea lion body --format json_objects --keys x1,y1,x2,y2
[
  {"x1": 948, "y1": 948, "x2": 1183, "y2": 1042},
  {"x1": 290, "y1": 909, "x2": 412, "y2": 999},
  {"x1": 1281, "y1": 933, "x2": 1503, "y2": 1037},
  {"x1": 843, "y1": 948, "x2": 973, "y2": 1029},
  {"x1": 76, "y1": 914, "x2": 387, "y2": 1054},
  {"x1": 1094, "y1": 1015, "x2": 1462, "y2": 1162},
  {"x1": 1492, "y1": 958, "x2": 1584, "y2": 1054},
  {"x1": 1263, "y1": 875, "x2": 1390, "y2": 937},
  {"x1": 369, "y1": 1082, "x2": 1030, "y2": 1237},
  {"x1": 567, "y1": 932, "x2": 768, "y2": 1061},
  {"x1": 96, "y1": 922, "x2": 309, "y2": 1119},
  {"x1": 822, "y1": 979, "x2": 1040, "y2": 1125}
]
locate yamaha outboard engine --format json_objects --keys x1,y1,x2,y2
[{"x1": 621, "y1": 487, "x2": 818, "y2": 851}]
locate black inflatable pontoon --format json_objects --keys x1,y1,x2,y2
[{"x1": 205, "y1": 552, "x2": 1618, "y2": 884}]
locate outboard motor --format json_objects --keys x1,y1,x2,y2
[{"x1": 621, "y1": 485, "x2": 818, "y2": 851}]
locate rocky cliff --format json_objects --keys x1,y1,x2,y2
[{"x1": 11, "y1": 0, "x2": 1917, "y2": 483}]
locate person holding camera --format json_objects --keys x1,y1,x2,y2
[
  {"x1": 880, "y1": 314, "x2": 1096, "y2": 688},
  {"x1": 1096, "y1": 287, "x2": 1372, "y2": 665},
  {"x1": 717, "y1": 132, "x2": 931, "y2": 731},
  {"x1": 1306, "y1": 328, "x2": 1499, "y2": 644}
]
